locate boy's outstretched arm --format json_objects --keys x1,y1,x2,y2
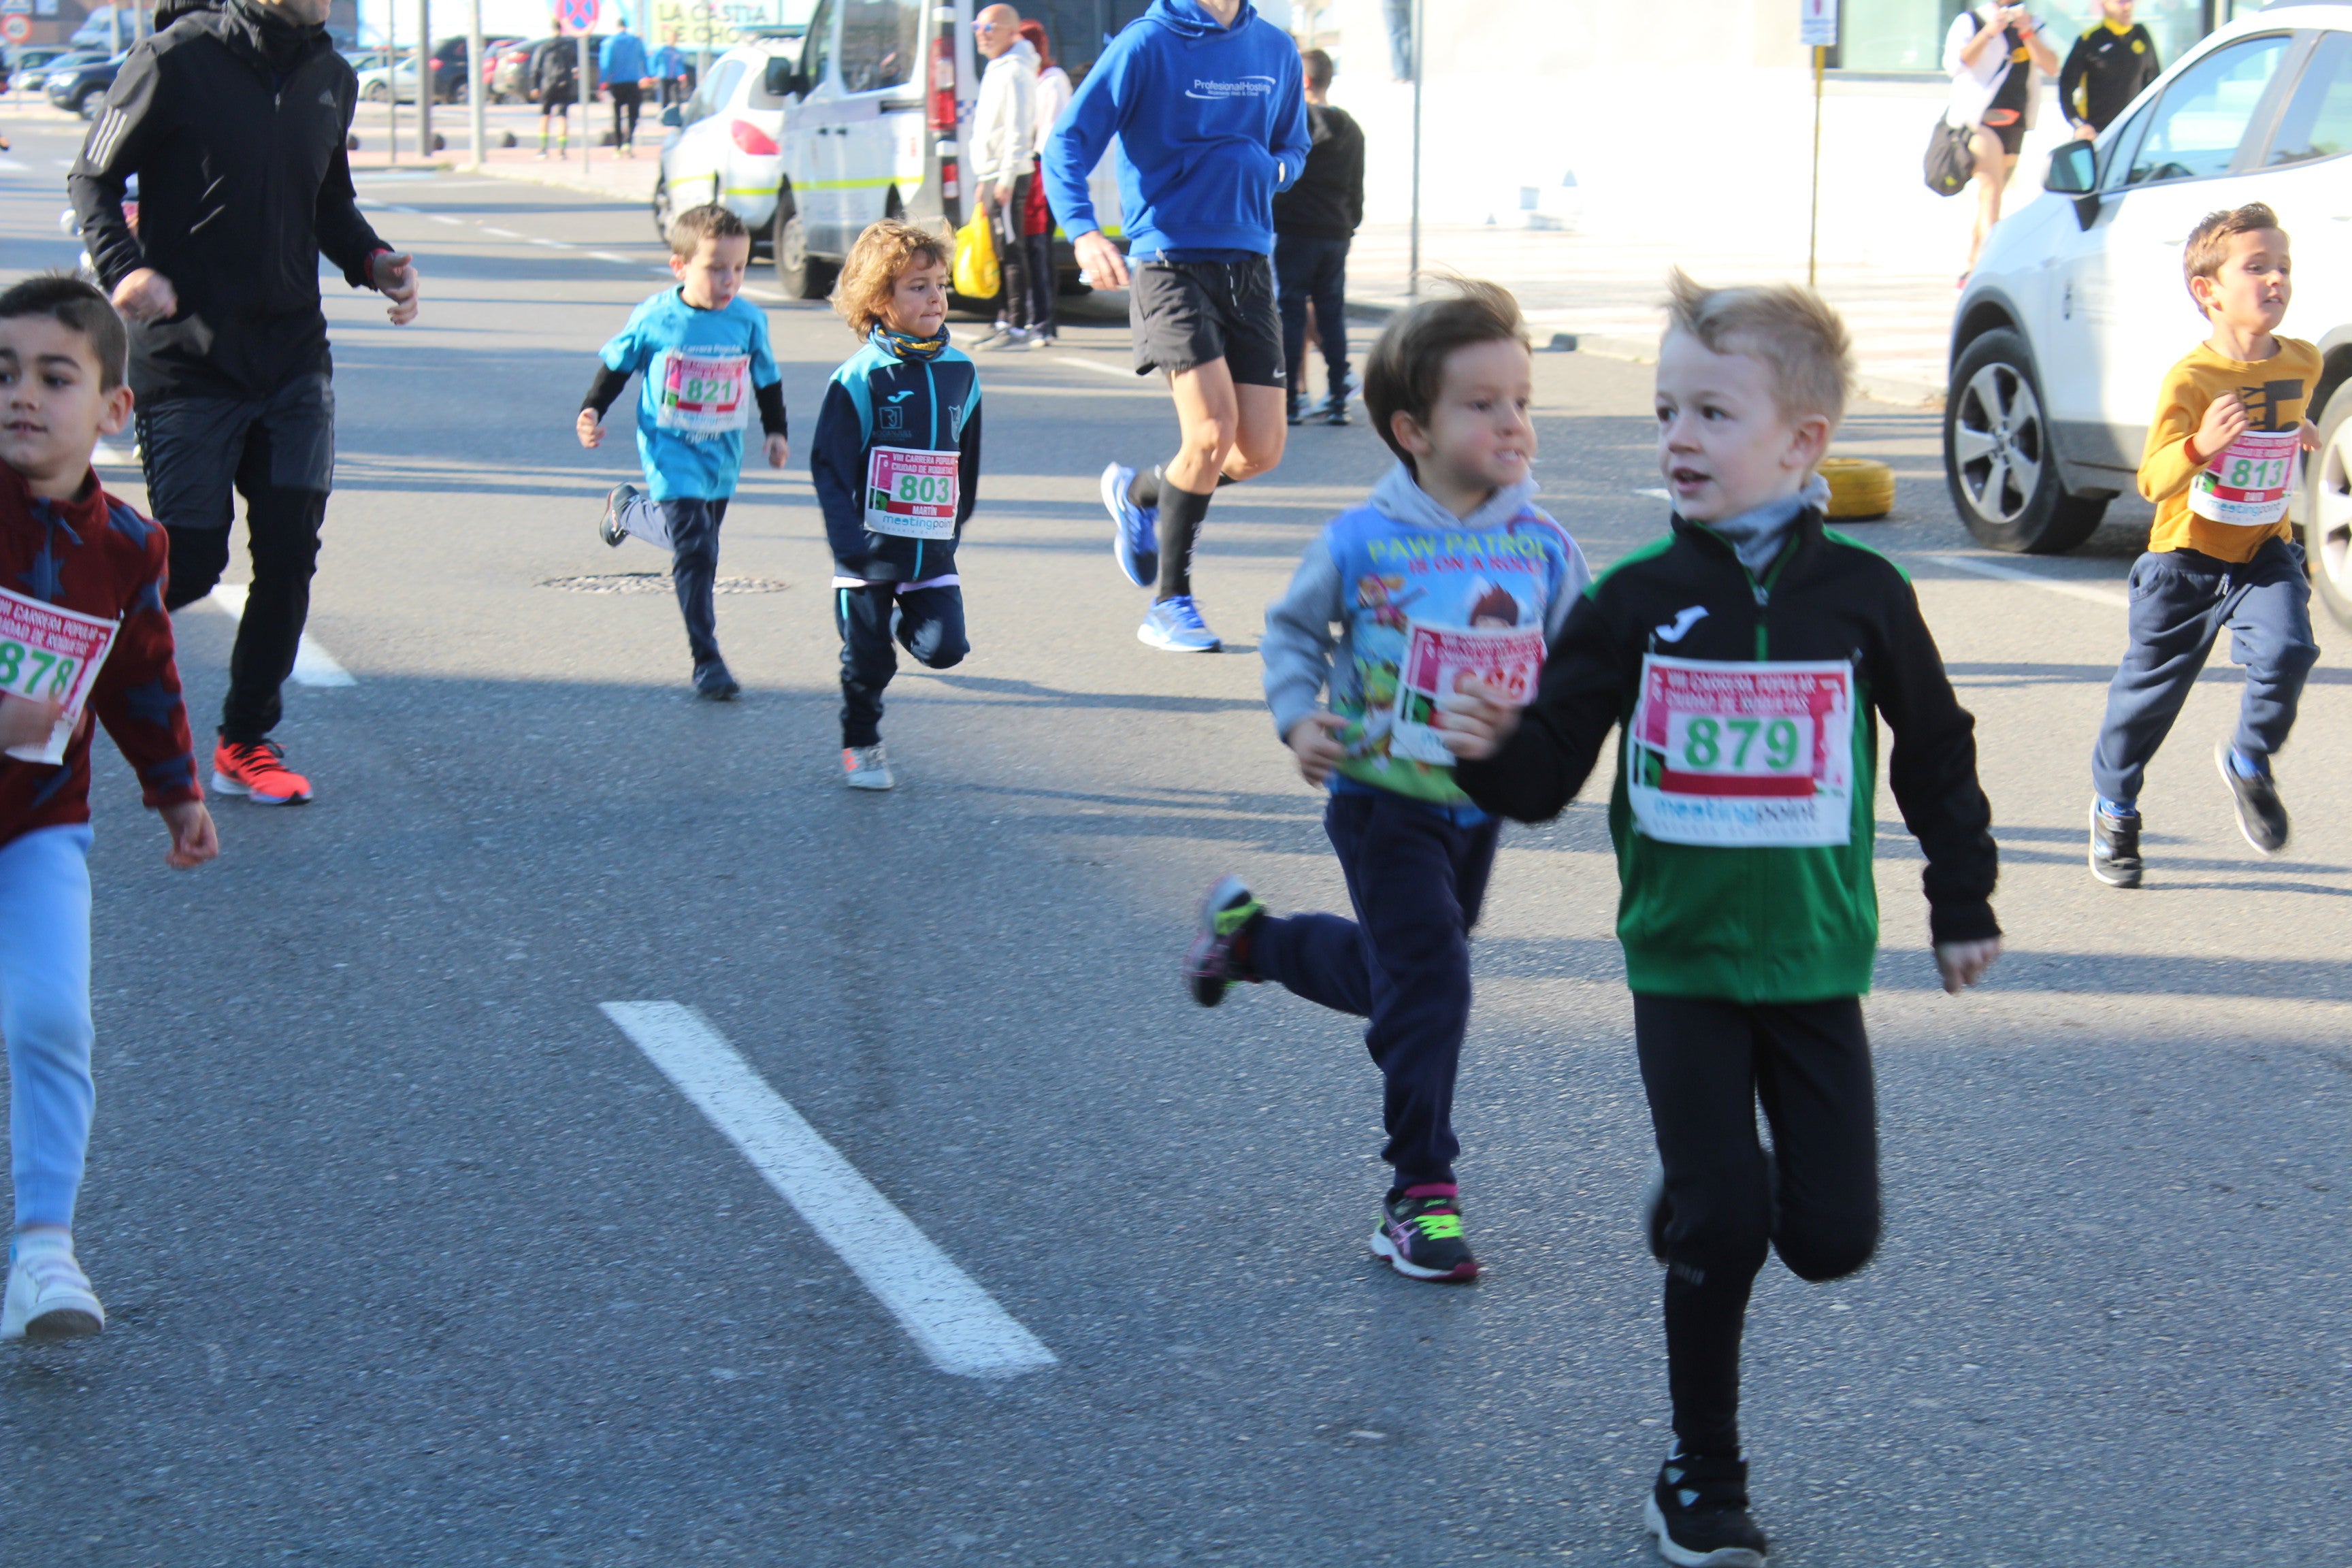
[
  {"x1": 578, "y1": 361, "x2": 632, "y2": 449},
  {"x1": 1874, "y1": 577, "x2": 2001, "y2": 990},
  {"x1": 1452, "y1": 594, "x2": 1628, "y2": 822}
]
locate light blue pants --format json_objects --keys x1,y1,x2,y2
[{"x1": 0, "y1": 825, "x2": 95, "y2": 1232}]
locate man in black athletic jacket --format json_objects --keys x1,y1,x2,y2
[
  {"x1": 2059, "y1": 0, "x2": 2159, "y2": 137},
  {"x1": 1273, "y1": 47, "x2": 1365, "y2": 427},
  {"x1": 69, "y1": 0, "x2": 419, "y2": 808}
]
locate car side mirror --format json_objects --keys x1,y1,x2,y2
[
  {"x1": 2044, "y1": 139, "x2": 2095, "y2": 195},
  {"x1": 661, "y1": 104, "x2": 682, "y2": 127}
]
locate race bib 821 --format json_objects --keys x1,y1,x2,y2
[
  {"x1": 1627, "y1": 655, "x2": 1855, "y2": 847},
  {"x1": 654, "y1": 349, "x2": 751, "y2": 438}
]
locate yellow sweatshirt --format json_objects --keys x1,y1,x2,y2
[{"x1": 2138, "y1": 337, "x2": 2321, "y2": 562}]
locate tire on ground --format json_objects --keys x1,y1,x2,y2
[
  {"x1": 1942, "y1": 327, "x2": 2108, "y2": 554},
  {"x1": 2300, "y1": 378, "x2": 2352, "y2": 631},
  {"x1": 1816, "y1": 457, "x2": 1894, "y2": 521}
]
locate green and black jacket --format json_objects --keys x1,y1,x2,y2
[{"x1": 1454, "y1": 509, "x2": 1999, "y2": 1003}]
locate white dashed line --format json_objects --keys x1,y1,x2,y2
[
  {"x1": 205, "y1": 585, "x2": 357, "y2": 686},
  {"x1": 91, "y1": 442, "x2": 133, "y2": 466},
  {"x1": 427, "y1": 213, "x2": 466, "y2": 226},
  {"x1": 599, "y1": 1002, "x2": 1058, "y2": 1382},
  {"x1": 530, "y1": 238, "x2": 574, "y2": 250},
  {"x1": 481, "y1": 226, "x2": 523, "y2": 238},
  {"x1": 53, "y1": 158, "x2": 75, "y2": 169},
  {"x1": 589, "y1": 250, "x2": 636, "y2": 264},
  {"x1": 1048, "y1": 355, "x2": 1135, "y2": 378},
  {"x1": 1925, "y1": 554, "x2": 2127, "y2": 608},
  {"x1": 1634, "y1": 487, "x2": 1671, "y2": 501},
  {"x1": 740, "y1": 285, "x2": 786, "y2": 303},
  {"x1": 0, "y1": 158, "x2": 29, "y2": 172}
]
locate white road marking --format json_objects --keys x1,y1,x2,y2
[
  {"x1": 531, "y1": 237, "x2": 574, "y2": 250},
  {"x1": 481, "y1": 226, "x2": 523, "y2": 238},
  {"x1": 590, "y1": 250, "x2": 636, "y2": 264},
  {"x1": 91, "y1": 442, "x2": 133, "y2": 466},
  {"x1": 204, "y1": 585, "x2": 358, "y2": 687},
  {"x1": 599, "y1": 1001, "x2": 1058, "y2": 1382},
  {"x1": 1925, "y1": 554, "x2": 2128, "y2": 608},
  {"x1": 1048, "y1": 355, "x2": 1134, "y2": 379},
  {"x1": 740, "y1": 285, "x2": 787, "y2": 303},
  {"x1": 382, "y1": 203, "x2": 420, "y2": 214},
  {"x1": 427, "y1": 213, "x2": 466, "y2": 226},
  {"x1": 1635, "y1": 487, "x2": 1671, "y2": 501},
  {"x1": 0, "y1": 158, "x2": 29, "y2": 172},
  {"x1": 53, "y1": 158, "x2": 76, "y2": 169}
]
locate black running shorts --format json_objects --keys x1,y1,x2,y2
[{"x1": 1128, "y1": 257, "x2": 1285, "y2": 387}]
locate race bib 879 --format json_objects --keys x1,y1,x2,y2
[{"x1": 1627, "y1": 655, "x2": 1855, "y2": 847}]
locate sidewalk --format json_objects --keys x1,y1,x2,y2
[{"x1": 346, "y1": 101, "x2": 663, "y2": 206}]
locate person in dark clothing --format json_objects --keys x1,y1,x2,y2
[
  {"x1": 535, "y1": 35, "x2": 581, "y2": 158},
  {"x1": 1273, "y1": 47, "x2": 1364, "y2": 427},
  {"x1": 69, "y1": 0, "x2": 419, "y2": 808},
  {"x1": 2059, "y1": 0, "x2": 2159, "y2": 137}
]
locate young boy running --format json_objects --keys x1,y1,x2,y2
[
  {"x1": 810, "y1": 220, "x2": 980, "y2": 791},
  {"x1": 1183, "y1": 282, "x2": 1589, "y2": 1283},
  {"x1": 2089, "y1": 201, "x2": 2321, "y2": 886},
  {"x1": 578, "y1": 204, "x2": 789, "y2": 700},
  {"x1": 1439, "y1": 273, "x2": 2001, "y2": 1565},
  {"x1": 0, "y1": 275, "x2": 218, "y2": 1341}
]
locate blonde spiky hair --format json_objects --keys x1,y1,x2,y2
[{"x1": 1663, "y1": 268, "x2": 1853, "y2": 429}]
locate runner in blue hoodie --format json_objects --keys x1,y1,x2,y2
[{"x1": 1043, "y1": 0, "x2": 1309, "y2": 653}]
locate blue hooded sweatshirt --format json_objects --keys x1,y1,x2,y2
[{"x1": 1043, "y1": 0, "x2": 1311, "y2": 259}]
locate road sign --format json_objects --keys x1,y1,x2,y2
[
  {"x1": 555, "y1": 0, "x2": 598, "y2": 33},
  {"x1": 1, "y1": 16, "x2": 32, "y2": 42},
  {"x1": 1799, "y1": 0, "x2": 1837, "y2": 48},
  {"x1": 0, "y1": 0, "x2": 33, "y2": 18}
]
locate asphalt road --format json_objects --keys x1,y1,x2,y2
[{"x1": 1, "y1": 112, "x2": 2347, "y2": 1567}]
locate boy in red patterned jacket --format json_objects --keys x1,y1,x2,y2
[{"x1": 0, "y1": 275, "x2": 215, "y2": 1341}]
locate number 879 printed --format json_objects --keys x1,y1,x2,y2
[{"x1": 0, "y1": 640, "x2": 76, "y2": 700}]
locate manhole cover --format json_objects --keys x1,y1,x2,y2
[{"x1": 538, "y1": 573, "x2": 791, "y2": 594}]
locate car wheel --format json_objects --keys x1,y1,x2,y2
[
  {"x1": 651, "y1": 172, "x2": 674, "y2": 242},
  {"x1": 363, "y1": 80, "x2": 388, "y2": 102},
  {"x1": 771, "y1": 195, "x2": 830, "y2": 300},
  {"x1": 1943, "y1": 328, "x2": 2108, "y2": 554},
  {"x1": 2301, "y1": 379, "x2": 2352, "y2": 631}
]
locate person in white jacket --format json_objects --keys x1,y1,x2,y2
[
  {"x1": 1020, "y1": 18, "x2": 1072, "y2": 343},
  {"x1": 1945, "y1": 4, "x2": 2059, "y2": 278},
  {"x1": 969, "y1": 5, "x2": 1039, "y2": 349}
]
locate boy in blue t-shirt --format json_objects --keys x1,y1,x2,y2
[
  {"x1": 577, "y1": 204, "x2": 788, "y2": 699},
  {"x1": 1183, "y1": 282, "x2": 1588, "y2": 1284}
]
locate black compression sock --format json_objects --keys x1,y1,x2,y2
[
  {"x1": 1217, "y1": 472, "x2": 1239, "y2": 487},
  {"x1": 1128, "y1": 465, "x2": 1162, "y2": 510},
  {"x1": 1156, "y1": 482, "x2": 1213, "y2": 600}
]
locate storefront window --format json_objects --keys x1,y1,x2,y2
[{"x1": 1838, "y1": 0, "x2": 2230, "y2": 78}]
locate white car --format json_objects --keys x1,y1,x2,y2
[
  {"x1": 653, "y1": 0, "x2": 1129, "y2": 301},
  {"x1": 356, "y1": 56, "x2": 423, "y2": 103},
  {"x1": 1945, "y1": 2, "x2": 2352, "y2": 626}
]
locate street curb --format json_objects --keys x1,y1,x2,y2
[{"x1": 1347, "y1": 299, "x2": 1945, "y2": 410}]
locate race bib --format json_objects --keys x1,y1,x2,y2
[
  {"x1": 1627, "y1": 656, "x2": 1855, "y2": 847},
  {"x1": 0, "y1": 587, "x2": 118, "y2": 766},
  {"x1": 2188, "y1": 428, "x2": 2300, "y2": 527},
  {"x1": 654, "y1": 349, "x2": 751, "y2": 437},
  {"x1": 1387, "y1": 619, "x2": 1547, "y2": 768},
  {"x1": 864, "y1": 446, "x2": 960, "y2": 540}
]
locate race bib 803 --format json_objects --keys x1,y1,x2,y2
[
  {"x1": 1627, "y1": 655, "x2": 1855, "y2": 847},
  {"x1": 863, "y1": 446, "x2": 959, "y2": 540}
]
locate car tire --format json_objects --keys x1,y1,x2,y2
[
  {"x1": 1943, "y1": 327, "x2": 2108, "y2": 554},
  {"x1": 75, "y1": 86, "x2": 103, "y2": 120},
  {"x1": 363, "y1": 80, "x2": 388, "y2": 102},
  {"x1": 2300, "y1": 379, "x2": 2352, "y2": 631},
  {"x1": 651, "y1": 172, "x2": 675, "y2": 242},
  {"x1": 771, "y1": 195, "x2": 830, "y2": 300}
]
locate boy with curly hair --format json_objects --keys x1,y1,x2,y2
[{"x1": 810, "y1": 220, "x2": 982, "y2": 789}]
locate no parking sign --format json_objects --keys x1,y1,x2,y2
[
  {"x1": 555, "y1": 0, "x2": 598, "y2": 32},
  {"x1": 1, "y1": 15, "x2": 31, "y2": 43}
]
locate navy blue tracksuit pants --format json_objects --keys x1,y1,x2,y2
[
  {"x1": 1251, "y1": 787, "x2": 1501, "y2": 1190},
  {"x1": 2091, "y1": 536, "x2": 2319, "y2": 804},
  {"x1": 616, "y1": 491, "x2": 728, "y2": 670},
  {"x1": 834, "y1": 581, "x2": 968, "y2": 748}
]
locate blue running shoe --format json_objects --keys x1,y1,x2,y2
[
  {"x1": 1138, "y1": 595, "x2": 1221, "y2": 653},
  {"x1": 1102, "y1": 461, "x2": 1160, "y2": 588}
]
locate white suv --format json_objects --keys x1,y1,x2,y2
[{"x1": 1945, "y1": 2, "x2": 2352, "y2": 627}]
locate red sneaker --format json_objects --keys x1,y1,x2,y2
[{"x1": 210, "y1": 738, "x2": 314, "y2": 805}]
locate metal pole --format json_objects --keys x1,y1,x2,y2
[
  {"x1": 1808, "y1": 43, "x2": 1823, "y2": 289},
  {"x1": 415, "y1": 0, "x2": 431, "y2": 159},
  {"x1": 696, "y1": 0, "x2": 709, "y2": 91},
  {"x1": 387, "y1": 0, "x2": 399, "y2": 165},
  {"x1": 580, "y1": 27, "x2": 593, "y2": 172},
  {"x1": 1407, "y1": 0, "x2": 1422, "y2": 299},
  {"x1": 467, "y1": 0, "x2": 485, "y2": 169},
  {"x1": 108, "y1": 1, "x2": 120, "y2": 54}
]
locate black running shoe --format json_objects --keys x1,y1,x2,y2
[
  {"x1": 693, "y1": 659, "x2": 741, "y2": 701},
  {"x1": 1182, "y1": 875, "x2": 1264, "y2": 1007},
  {"x1": 2089, "y1": 801, "x2": 2142, "y2": 888},
  {"x1": 1646, "y1": 1446, "x2": 1770, "y2": 1567},
  {"x1": 1319, "y1": 394, "x2": 1350, "y2": 427},
  {"x1": 1286, "y1": 398, "x2": 1306, "y2": 427},
  {"x1": 1370, "y1": 1186, "x2": 1478, "y2": 1282},
  {"x1": 2216, "y1": 742, "x2": 2289, "y2": 854},
  {"x1": 600, "y1": 483, "x2": 638, "y2": 549}
]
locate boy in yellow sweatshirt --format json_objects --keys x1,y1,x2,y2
[{"x1": 2089, "y1": 201, "x2": 2321, "y2": 887}]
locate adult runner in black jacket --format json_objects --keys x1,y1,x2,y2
[{"x1": 68, "y1": 0, "x2": 419, "y2": 806}]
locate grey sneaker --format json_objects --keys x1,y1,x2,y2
[
  {"x1": 969, "y1": 327, "x2": 1017, "y2": 353},
  {"x1": 2089, "y1": 801, "x2": 2142, "y2": 887},
  {"x1": 2216, "y1": 742, "x2": 2288, "y2": 854},
  {"x1": 600, "y1": 483, "x2": 638, "y2": 549},
  {"x1": 843, "y1": 744, "x2": 895, "y2": 790}
]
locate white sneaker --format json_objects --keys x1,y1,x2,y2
[
  {"x1": 1, "y1": 1239, "x2": 103, "y2": 1342},
  {"x1": 843, "y1": 744, "x2": 896, "y2": 791}
]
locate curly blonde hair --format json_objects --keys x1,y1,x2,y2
[{"x1": 834, "y1": 219, "x2": 951, "y2": 336}]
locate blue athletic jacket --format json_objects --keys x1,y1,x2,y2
[
  {"x1": 810, "y1": 331, "x2": 983, "y2": 583},
  {"x1": 1043, "y1": 0, "x2": 1309, "y2": 257}
]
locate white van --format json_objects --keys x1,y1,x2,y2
[{"x1": 656, "y1": 0, "x2": 1176, "y2": 301}]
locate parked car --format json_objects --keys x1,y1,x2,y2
[
  {"x1": 653, "y1": 0, "x2": 1137, "y2": 301},
  {"x1": 492, "y1": 35, "x2": 555, "y2": 102},
  {"x1": 474, "y1": 35, "x2": 522, "y2": 102},
  {"x1": 355, "y1": 55, "x2": 423, "y2": 103},
  {"x1": 1946, "y1": 0, "x2": 2352, "y2": 630},
  {"x1": 6, "y1": 47, "x2": 80, "y2": 94},
  {"x1": 46, "y1": 51, "x2": 122, "y2": 118},
  {"x1": 427, "y1": 35, "x2": 484, "y2": 103},
  {"x1": 67, "y1": 5, "x2": 131, "y2": 49}
]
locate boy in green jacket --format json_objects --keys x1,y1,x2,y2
[{"x1": 1442, "y1": 272, "x2": 2001, "y2": 1568}]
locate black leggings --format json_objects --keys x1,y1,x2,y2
[
  {"x1": 835, "y1": 581, "x2": 968, "y2": 747},
  {"x1": 1634, "y1": 994, "x2": 1880, "y2": 1458},
  {"x1": 609, "y1": 80, "x2": 642, "y2": 146}
]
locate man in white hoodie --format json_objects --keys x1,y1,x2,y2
[{"x1": 970, "y1": 4, "x2": 1039, "y2": 350}]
